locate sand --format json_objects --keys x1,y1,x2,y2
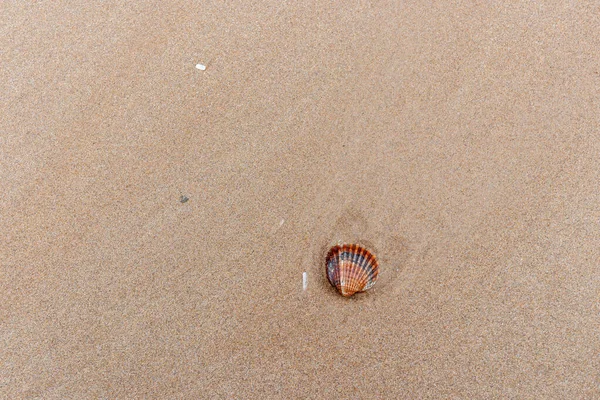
[{"x1": 2, "y1": 1, "x2": 600, "y2": 398}]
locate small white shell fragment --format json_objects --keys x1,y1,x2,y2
[
  {"x1": 302, "y1": 272, "x2": 308, "y2": 291},
  {"x1": 195, "y1": 63, "x2": 206, "y2": 71},
  {"x1": 280, "y1": 219, "x2": 285, "y2": 226}
]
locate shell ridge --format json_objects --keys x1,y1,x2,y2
[
  {"x1": 339, "y1": 251, "x2": 345, "y2": 295},
  {"x1": 339, "y1": 246, "x2": 347, "y2": 295}
]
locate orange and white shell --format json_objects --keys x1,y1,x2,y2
[{"x1": 325, "y1": 244, "x2": 379, "y2": 297}]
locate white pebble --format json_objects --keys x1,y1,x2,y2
[
  {"x1": 302, "y1": 272, "x2": 308, "y2": 291},
  {"x1": 280, "y1": 219, "x2": 285, "y2": 226},
  {"x1": 195, "y1": 63, "x2": 206, "y2": 71}
]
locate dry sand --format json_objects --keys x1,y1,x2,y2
[{"x1": 2, "y1": 1, "x2": 600, "y2": 398}]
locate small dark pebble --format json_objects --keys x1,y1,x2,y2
[{"x1": 180, "y1": 195, "x2": 189, "y2": 203}]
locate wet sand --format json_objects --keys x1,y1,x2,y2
[{"x1": 2, "y1": 2, "x2": 600, "y2": 398}]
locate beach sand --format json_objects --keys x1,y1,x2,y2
[{"x1": 2, "y1": 2, "x2": 599, "y2": 398}]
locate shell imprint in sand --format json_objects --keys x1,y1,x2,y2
[{"x1": 326, "y1": 244, "x2": 379, "y2": 297}]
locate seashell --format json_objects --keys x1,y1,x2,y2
[{"x1": 325, "y1": 244, "x2": 379, "y2": 297}]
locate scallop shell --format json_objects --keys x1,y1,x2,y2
[{"x1": 325, "y1": 244, "x2": 379, "y2": 297}]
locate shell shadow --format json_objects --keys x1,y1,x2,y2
[
  {"x1": 313, "y1": 206, "x2": 411, "y2": 299},
  {"x1": 374, "y1": 234, "x2": 410, "y2": 295}
]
